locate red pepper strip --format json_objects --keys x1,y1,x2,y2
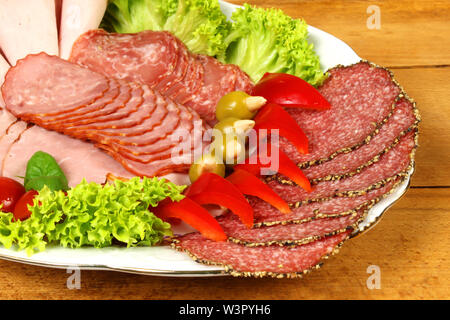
[
  {"x1": 153, "y1": 198, "x2": 227, "y2": 242},
  {"x1": 185, "y1": 173, "x2": 254, "y2": 228},
  {"x1": 252, "y1": 72, "x2": 331, "y2": 110},
  {"x1": 188, "y1": 192, "x2": 254, "y2": 228},
  {"x1": 254, "y1": 103, "x2": 309, "y2": 154},
  {"x1": 235, "y1": 142, "x2": 312, "y2": 193},
  {"x1": 227, "y1": 169, "x2": 291, "y2": 214}
]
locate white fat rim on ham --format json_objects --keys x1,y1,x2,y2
[
  {"x1": 0, "y1": 0, "x2": 59, "y2": 65},
  {"x1": 59, "y1": 0, "x2": 107, "y2": 60}
]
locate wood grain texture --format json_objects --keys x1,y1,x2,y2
[
  {"x1": 227, "y1": 0, "x2": 450, "y2": 67},
  {"x1": 0, "y1": 188, "x2": 447, "y2": 300},
  {"x1": 0, "y1": 0, "x2": 448, "y2": 300}
]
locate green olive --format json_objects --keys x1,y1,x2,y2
[
  {"x1": 211, "y1": 133, "x2": 247, "y2": 165},
  {"x1": 216, "y1": 91, "x2": 266, "y2": 121},
  {"x1": 213, "y1": 117, "x2": 255, "y2": 135},
  {"x1": 189, "y1": 152, "x2": 226, "y2": 183}
]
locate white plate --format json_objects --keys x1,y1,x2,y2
[{"x1": 0, "y1": 1, "x2": 413, "y2": 276}]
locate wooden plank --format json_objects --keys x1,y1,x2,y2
[
  {"x1": 389, "y1": 67, "x2": 450, "y2": 187},
  {"x1": 227, "y1": 0, "x2": 450, "y2": 67},
  {"x1": 0, "y1": 188, "x2": 447, "y2": 299}
]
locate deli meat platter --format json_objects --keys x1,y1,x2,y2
[{"x1": 0, "y1": 1, "x2": 418, "y2": 277}]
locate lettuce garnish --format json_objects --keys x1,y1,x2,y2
[
  {"x1": 102, "y1": 0, "x2": 231, "y2": 56},
  {"x1": 0, "y1": 177, "x2": 185, "y2": 256},
  {"x1": 218, "y1": 4, "x2": 326, "y2": 85}
]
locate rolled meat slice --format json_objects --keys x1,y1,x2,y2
[
  {"x1": 0, "y1": 120, "x2": 28, "y2": 173},
  {"x1": 0, "y1": 0, "x2": 59, "y2": 65},
  {"x1": 59, "y1": 0, "x2": 108, "y2": 59},
  {"x1": 172, "y1": 231, "x2": 351, "y2": 277}
]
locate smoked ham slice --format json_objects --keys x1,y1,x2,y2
[{"x1": 2, "y1": 53, "x2": 206, "y2": 177}]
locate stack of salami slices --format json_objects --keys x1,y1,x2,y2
[{"x1": 171, "y1": 62, "x2": 420, "y2": 278}]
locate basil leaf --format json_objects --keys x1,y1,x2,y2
[
  {"x1": 25, "y1": 176, "x2": 69, "y2": 192},
  {"x1": 24, "y1": 151, "x2": 69, "y2": 191}
]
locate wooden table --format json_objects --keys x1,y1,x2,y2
[{"x1": 0, "y1": 0, "x2": 448, "y2": 300}]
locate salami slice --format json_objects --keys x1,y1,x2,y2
[
  {"x1": 269, "y1": 131, "x2": 416, "y2": 205},
  {"x1": 279, "y1": 62, "x2": 402, "y2": 168},
  {"x1": 281, "y1": 95, "x2": 419, "y2": 184},
  {"x1": 172, "y1": 231, "x2": 351, "y2": 277}
]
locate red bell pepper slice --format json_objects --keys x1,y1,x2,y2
[
  {"x1": 185, "y1": 173, "x2": 254, "y2": 228},
  {"x1": 252, "y1": 73, "x2": 331, "y2": 110},
  {"x1": 153, "y1": 197, "x2": 227, "y2": 242},
  {"x1": 188, "y1": 192, "x2": 254, "y2": 228},
  {"x1": 235, "y1": 142, "x2": 312, "y2": 193},
  {"x1": 254, "y1": 103, "x2": 309, "y2": 154},
  {"x1": 227, "y1": 169, "x2": 291, "y2": 214}
]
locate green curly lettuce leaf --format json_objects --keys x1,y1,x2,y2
[
  {"x1": 218, "y1": 4, "x2": 327, "y2": 85},
  {"x1": 0, "y1": 177, "x2": 185, "y2": 256},
  {"x1": 101, "y1": 0, "x2": 230, "y2": 56}
]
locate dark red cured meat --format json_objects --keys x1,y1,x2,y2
[
  {"x1": 167, "y1": 52, "x2": 202, "y2": 105},
  {"x1": 173, "y1": 231, "x2": 350, "y2": 276},
  {"x1": 269, "y1": 131, "x2": 415, "y2": 203},
  {"x1": 302, "y1": 96, "x2": 418, "y2": 182},
  {"x1": 153, "y1": 36, "x2": 189, "y2": 94},
  {"x1": 1, "y1": 53, "x2": 109, "y2": 117},
  {"x1": 68, "y1": 30, "x2": 179, "y2": 87},
  {"x1": 184, "y1": 54, "x2": 237, "y2": 124},
  {"x1": 250, "y1": 178, "x2": 398, "y2": 225},
  {"x1": 230, "y1": 64, "x2": 254, "y2": 93},
  {"x1": 68, "y1": 30, "x2": 253, "y2": 124},
  {"x1": 218, "y1": 209, "x2": 360, "y2": 245},
  {"x1": 278, "y1": 62, "x2": 402, "y2": 166}
]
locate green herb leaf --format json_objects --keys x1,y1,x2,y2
[{"x1": 24, "y1": 151, "x2": 69, "y2": 192}]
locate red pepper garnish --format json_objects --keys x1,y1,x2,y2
[
  {"x1": 235, "y1": 142, "x2": 312, "y2": 193},
  {"x1": 185, "y1": 173, "x2": 254, "y2": 228},
  {"x1": 153, "y1": 197, "x2": 227, "y2": 242},
  {"x1": 254, "y1": 103, "x2": 309, "y2": 154},
  {"x1": 252, "y1": 73, "x2": 331, "y2": 110},
  {"x1": 227, "y1": 169, "x2": 291, "y2": 214}
]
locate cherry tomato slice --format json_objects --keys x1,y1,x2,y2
[
  {"x1": 13, "y1": 190, "x2": 38, "y2": 221},
  {"x1": 0, "y1": 177, "x2": 26, "y2": 213}
]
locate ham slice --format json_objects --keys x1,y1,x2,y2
[
  {"x1": 0, "y1": 53, "x2": 9, "y2": 107},
  {"x1": 2, "y1": 125, "x2": 134, "y2": 186},
  {"x1": 0, "y1": 0, "x2": 59, "y2": 65},
  {"x1": 59, "y1": 0, "x2": 108, "y2": 59}
]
